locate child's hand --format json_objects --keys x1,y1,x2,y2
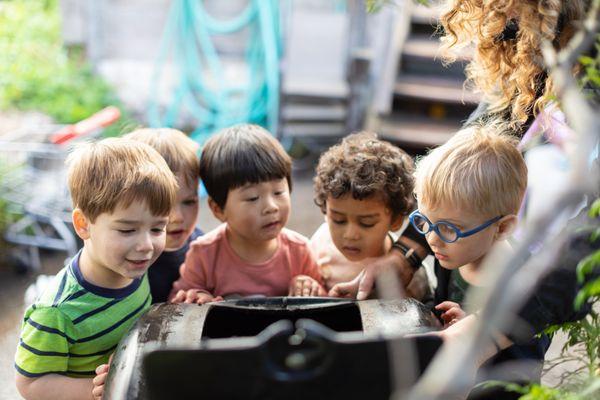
[
  {"x1": 170, "y1": 289, "x2": 224, "y2": 304},
  {"x1": 435, "y1": 301, "x2": 466, "y2": 328},
  {"x1": 92, "y1": 354, "x2": 113, "y2": 400},
  {"x1": 328, "y1": 269, "x2": 365, "y2": 298},
  {"x1": 289, "y1": 275, "x2": 327, "y2": 297}
]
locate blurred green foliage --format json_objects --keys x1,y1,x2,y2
[{"x1": 0, "y1": 0, "x2": 136, "y2": 135}]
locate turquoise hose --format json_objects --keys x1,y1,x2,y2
[{"x1": 147, "y1": 0, "x2": 281, "y2": 146}]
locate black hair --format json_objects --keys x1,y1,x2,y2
[{"x1": 199, "y1": 124, "x2": 292, "y2": 209}]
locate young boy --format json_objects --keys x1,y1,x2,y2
[
  {"x1": 411, "y1": 125, "x2": 550, "y2": 396},
  {"x1": 124, "y1": 128, "x2": 203, "y2": 303},
  {"x1": 170, "y1": 124, "x2": 324, "y2": 304},
  {"x1": 14, "y1": 138, "x2": 178, "y2": 400},
  {"x1": 309, "y1": 132, "x2": 419, "y2": 295}
]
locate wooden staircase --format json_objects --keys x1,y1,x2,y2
[{"x1": 371, "y1": 1, "x2": 479, "y2": 150}]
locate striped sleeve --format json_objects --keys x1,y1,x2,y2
[{"x1": 15, "y1": 307, "x2": 72, "y2": 377}]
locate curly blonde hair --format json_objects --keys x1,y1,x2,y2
[{"x1": 440, "y1": 0, "x2": 589, "y2": 130}]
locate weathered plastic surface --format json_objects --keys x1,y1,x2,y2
[{"x1": 104, "y1": 297, "x2": 441, "y2": 400}]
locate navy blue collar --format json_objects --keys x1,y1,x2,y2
[{"x1": 69, "y1": 250, "x2": 143, "y2": 298}]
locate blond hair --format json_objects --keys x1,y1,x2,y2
[
  {"x1": 67, "y1": 138, "x2": 178, "y2": 222},
  {"x1": 124, "y1": 128, "x2": 199, "y2": 188},
  {"x1": 414, "y1": 123, "x2": 527, "y2": 217},
  {"x1": 440, "y1": 0, "x2": 588, "y2": 130}
]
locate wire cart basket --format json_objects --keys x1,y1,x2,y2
[{"x1": 0, "y1": 107, "x2": 120, "y2": 271}]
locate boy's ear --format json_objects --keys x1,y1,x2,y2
[
  {"x1": 390, "y1": 215, "x2": 404, "y2": 232},
  {"x1": 72, "y1": 208, "x2": 91, "y2": 240},
  {"x1": 207, "y1": 197, "x2": 226, "y2": 222},
  {"x1": 494, "y1": 215, "x2": 518, "y2": 241}
]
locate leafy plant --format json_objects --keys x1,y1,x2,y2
[{"x1": 0, "y1": 0, "x2": 137, "y2": 135}]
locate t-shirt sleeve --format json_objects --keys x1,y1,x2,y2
[
  {"x1": 15, "y1": 307, "x2": 71, "y2": 377},
  {"x1": 168, "y1": 245, "x2": 212, "y2": 301}
]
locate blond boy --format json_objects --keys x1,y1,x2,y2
[
  {"x1": 124, "y1": 128, "x2": 203, "y2": 303},
  {"x1": 411, "y1": 125, "x2": 549, "y2": 395},
  {"x1": 15, "y1": 139, "x2": 177, "y2": 400}
]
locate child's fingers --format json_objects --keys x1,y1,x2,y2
[
  {"x1": 170, "y1": 290, "x2": 186, "y2": 303},
  {"x1": 93, "y1": 371, "x2": 107, "y2": 386},
  {"x1": 296, "y1": 278, "x2": 306, "y2": 296},
  {"x1": 212, "y1": 296, "x2": 224, "y2": 302},
  {"x1": 443, "y1": 306, "x2": 466, "y2": 320},
  {"x1": 356, "y1": 270, "x2": 373, "y2": 301},
  {"x1": 95, "y1": 363, "x2": 109, "y2": 375},
  {"x1": 302, "y1": 280, "x2": 312, "y2": 296},
  {"x1": 435, "y1": 301, "x2": 460, "y2": 311},
  {"x1": 92, "y1": 384, "x2": 104, "y2": 400},
  {"x1": 310, "y1": 280, "x2": 320, "y2": 296},
  {"x1": 328, "y1": 281, "x2": 355, "y2": 298},
  {"x1": 184, "y1": 290, "x2": 200, "y2": 304}
]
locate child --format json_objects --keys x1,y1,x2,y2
[
  {"x1": 169, "y1": 124, "x2": 324, "y2": 304},
  {"x1": 411, "y1": 125, "x2": 550, "y2": 397},
  {"x1": 310, "y1": 132, "x2": 418, "y2": 294},
  {"x1": 124, "y1": 128, "x2": 203, "y2": 304},
  {"x1": 14, "y1": 138, "x2": 178, "y2": 400}
]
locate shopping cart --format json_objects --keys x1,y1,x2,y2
[{"x1": 0, "y1": 107, "x2": 120, "y2": 272}]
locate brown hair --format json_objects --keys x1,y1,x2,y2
[
  {"x1": 66, "y1": 138, "x2": 178, "y2": 222},
  {"x1": 414, "y1": 122, "x2": 527, "y2": 217},
  {"x1": 314, "y1": 132, "x2": 415, "y2": 219},
  {"x1": 439, "y1": 0, "x2": 588, "y2": 130},
  {"x1": 124, "y1": 128, "x2": 199, "y2": 188},
  {"x1": 199, "y1": 124, "x2": 292, "y2": 209}
]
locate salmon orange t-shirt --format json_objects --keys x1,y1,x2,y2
[{"x1": 169, "y1": 224, "x2": 323, "y2": 300}]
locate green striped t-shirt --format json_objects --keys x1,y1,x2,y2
[{"x1": 15, "y1": 251, "x2": 151, "y2": 378}]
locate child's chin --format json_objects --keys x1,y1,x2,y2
[{"x1": 438, "y1": 259, "x2": 458, "y2": 269}]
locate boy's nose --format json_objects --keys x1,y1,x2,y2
[
  {"x1": 426, "y1": 230, "x2": 443, "y2": 247},
  {"x1": 262, "y1": 196, "x2": 279, "y2": 214},
  {"x1": 169, "y1": 205, "x2": 183, "y2": 223},
  {"x1": 343, "y1": 225, "x2": 360, "y2": 240},
  {"x1": 136, "y1": 232, "x2": 154, "y2": 253}
]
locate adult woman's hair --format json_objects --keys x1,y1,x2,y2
[{"x1": 439, "y1": 0, "x2": 590, "y2": 131}]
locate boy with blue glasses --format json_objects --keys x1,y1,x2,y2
[{"x1": 413, "y1": 124, "x2": 550, "y2": 398}]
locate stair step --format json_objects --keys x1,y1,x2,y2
[
  {"x1": 402, "y1": 35, "x2": 473, "y2": 61},
  {"x1": 402, "y1": 35, "x2": 442, "y2": 60},
  {"x1": 394, "y1": 75, "x2": 480, "y2": 105},
  {"x1": 283, "y1": 79, "x2": 349, "y2": 100},
  {"x1": 411, "y1": 3, "x2": 441, "y2": 25},
  {"x1": 281, "y1": 104, "x2": 347, "y2": 122},
  {"x1": 282, "y1": 122, "x2": 346, "y2": 138},
  {"x1": 378, "y1": 116, "x2": 460, "y2": 147}
]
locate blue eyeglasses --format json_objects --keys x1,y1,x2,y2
[{"x1": 409, "y1": 210, "x2": 503, "y2": 244}]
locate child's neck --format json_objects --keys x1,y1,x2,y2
[
  {"x1": 458, "y1": 262, "x2": 481, "y2": 285},
  {"x1": 79, "y1": 248, "x2": 134, "y2": 289},
  {"x1": 226, "y1": 227, "x2": 279, "y2": 264},
  {"x1": 458, "y1": 240, "x2": 513, "y2": 286}
]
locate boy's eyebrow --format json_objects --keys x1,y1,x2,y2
[
  {"x1": 441, "y1": 218, "x2": 463, "y2": 227},
  {"x1": 238, "y1": 184, "x2": 257, "y2": 191},
  {"x1": 114, "y1": 219, "x2": 140, "y2": 224},
  {"x1": 330, "y1": 209, "x2": 380, "y2": 218},
  {"x1": 114, "y1": 218, "x2": 168, "y2": 224}
]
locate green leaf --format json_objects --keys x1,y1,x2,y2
[
  {"x1": 590, "y1": 199, "x2": 600, "y2": 218},
  {"x1": 580, "y1": 55, "x2": 595, "y2": 66},
  {"x1": 576, "y1": 250, "x2": 600, "y2": 283},
  {"x1": 574, "y1": 278, "x2": 600, "y2": 309},
  {"x1": 591, "y1": 228, "x2": 600, "y2": 243}
]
